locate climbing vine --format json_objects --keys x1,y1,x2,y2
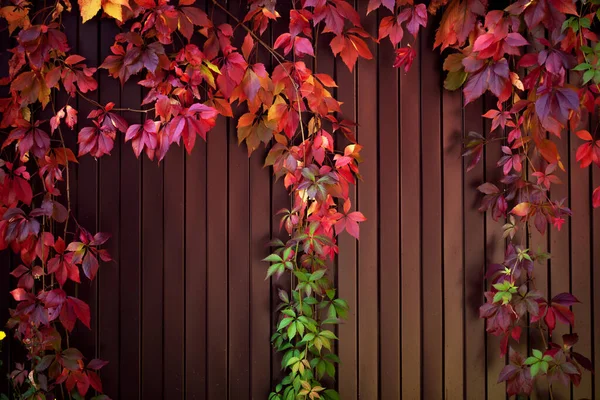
[{"x1": 0, "y1": 0, "x2": 597, "y2": 398}]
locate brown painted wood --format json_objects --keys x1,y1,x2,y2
[
  {"x1": 483, "y1": 95, "x2": 506, "y2": 400},
  {"x1": 378, "y1": 11, "x2": 400, "y2": 400},
  {"x1": 164, "y1": 144, "x2": 186, "y2": 398},
  {"x1": 550, "y1": 113, "x2": 571, "y2": 400},
  {"x1": 400, "y1": 30, "x2": 422, "y2": 400},
  {"x1": 420, "y1": 22, "x2": 444, "y2": 400},
  {"x1": 463, "y1": 97, "x2": 486, "y2": 400},
  {"x1": 570, "y1": 112, "x2": 592, "y2": 400},
  {"x1": 185, "y1": 134, "x2": 208, "y2": 400},
  {"x1": 206, "y1": 115, "x2": 229, "y2": 400},
  {"x1": 356, "y1": 1, "x2": 379, "y2": 398},
  {"x1": 98, "y1": 19, "x2": 121, "y2": 398},
  {"x1": 140, "y1": 158, "x2": 164, "y2": 399},
  {"x1": 442, "y1": 86, "x2": 465, "y2": 400},
  {"x1": 74, "y1": 7, "x2": 99, "y2": 372},
  {"x1": 119, "y1": 79, "x2": 143, "y2": 400},
  {"x1": 336, "y1": 25, "x2": 359, "y2": 400}
]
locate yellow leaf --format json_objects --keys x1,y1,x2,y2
[
  {"x1": 0, "y1": 330, "x2": 5, "y2": 341},
  {"x1": 102, "y1": 2, "x2": 122, "y2": 20},
  {"x1": 103, "y1": 0, "x2": 131, "y2": 21},
  {"x1": 79, "y1": 0, "x2": 101, "y2": 23}
]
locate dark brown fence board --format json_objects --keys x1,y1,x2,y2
[
  {"x1": 98, "y1": 19, "x2": 121, "y2": 398},
  {"x1": 594, "y1": 162, "x2": 600, "y2": 400},
  {"x1": 356, "y1": 2, "x2": 378, "y2": 398},
  {"x1": 420, "y1": 22, "x2": 444, "y2": 400},
  {"x1": 399, "y1": 31, "x2": 422, "y2": 400},
  {"x1": 141, "y1": 158, "x2": 164, "y2": 398},
  {"x1": 119, "y1": 79, "x2": 143, "y2": 400},
  {"x1": 336, "y1": 42, "x2": 359, "y2": 400},
  {"x1": 570, "y1": 124, "x2": 593, "y2": 400},
  {"x1": 483, "y1": 95, "x2": 506, "y2": 400},
  {"x1": 378, "y1": 14, "x2": 400, "y2": 400},
  {"x1": 442, "y1": 87, "x2": 465, "y2": 399},
  {"x1": 164, "y1": 145, "x2": 186, "y2": 398},
  {"x1": 228, "y1": 110, "x2": 251, "y2": 400},
  {"x1": 249, "y1": 144, "x2": 272, "y2": 400},
  {"x1": 185, "y1": 139, "x2": 208, "y2": 400},
  {"x1": 464, "y1": 97, "x2": 486, "y2": 400},
  {"x1": 206, "y1": 117, "x2": 229, "y2": 400},
  {"x1": 550, "y1": 123, "x2": 571, "y2": 400}
]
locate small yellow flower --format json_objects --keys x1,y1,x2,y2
[{"x1": 0, "y1": 331, "x2": 6, "y2": 341}]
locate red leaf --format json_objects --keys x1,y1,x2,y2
[
  {"x1": 593, "y1": 186, "x2": 600, "y2": 208},
  {"x1": 67, "y1": 296, "x2": 91, "y2": 329},
  {"x1": 393, "y1": 47, "x2": 416, "y2": 72}
]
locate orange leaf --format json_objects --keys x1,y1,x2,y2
[
  {"x1": 511, "y1": 202, "x2": 530, "y2": 217},
  {"x1": 575, "y1": 129, "x2": 593, "y2": 141}
]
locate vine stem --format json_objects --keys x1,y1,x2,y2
[
  {"x1": 211, "y1": 0, "x2": 285, "y2": 63},
  {"x1": 76, "y1": 89, "x2": 152, "y2": 113},
  {"x1": 51, "y1": 98, "x2": 71, "y2": 240}
]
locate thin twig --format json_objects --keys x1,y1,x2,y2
[{"x1": 50, "y1": 98, "x2": 71, "y2": 240}]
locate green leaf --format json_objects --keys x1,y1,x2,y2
[
  {"x1": 278, "y1": 317, "x2": 294, "y2": 331},
  {"x1": 286, "y1": 356, "x2": 299, "y2": 367},
  {"x1": 310, "y1": 269, "x2": 326, "y2": 281},
  {"x1": 583, "y1": 69, "x2": 594, "y2": 84},
  {"x1": 580, "y1": 17, "x2": 591, "y2": 29},
  {"x1": 287, "y1": 322, "x2": 297, "y2": 340},
  {"x1": 530, "y1": 362, "x2": 540, "y2": 377},
  {"x1": 296, "y1": 321, "x2": 305, "y2": 337},
  {"x1": 532, "y1": 349, "x2": 543, "y2": 359},
  {"x1": 264, "y1": 254, "x2": 283, "y2": 263},
  {"x1": 282, "y1": 247, "x2": 292, "y2": 260},
  {"x1": 281, "y1": 309, "x2": 296, "y2": 318},
  {"x1": 324, "y1": 389, "x2": 341, "y2": 400},
  {"x1": 444, "y1": 70, "x2": 468, "y2": 91},
  {"x1": 320, "y1": 330, "x2": 338, "y2": 340},
  {"x1": 525, "y1": 356, "x2": 538, "y2": 365}
]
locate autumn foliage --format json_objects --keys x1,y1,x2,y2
[{"x1": 0, "y1": 0, "x2": 598, "y2": 398}]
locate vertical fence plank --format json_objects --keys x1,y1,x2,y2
[
  {"x1": 98, "y1": 19, "x2": 121, "y2": 397},
  {"x1": 227, "y1": 0, "x2": 251, "y2": 396},
  {"x1": 185, "y1": 137, "x2": 208, "y2": 400},
  {"x1": 550, "y1": 122, "x2": 571, "y2": 400},
  {"x1": 421, "y1": 22, "x2": 444, "y2": 400},
  {"x1": 570, "y1": 117, "x2": 592, "y2": 399},
  {"x1": 378, "y1": 11, "x2": 400, "y2": 400},
  {"x1": 206, "y1": 115, "x2": 229, "y2": 400},
  {"x1": 75, "y1": 9, "x2": 99, "y2": 368},
  {"x1": 483, "y1": 95, "x2": 505, "y2": 400},
  {"x1": 164, "y1": 145, "x2": 185, "y2": 399},
  {"x1": 442, "y1": 87, "x2": 464, "y2": 400},
  {"x1": 228, "y1": 45, "x2": 251, "y2": 400},
  {"x1": 141, "y1": 160, "x2": 164, "y2": 398},
  {"x1": 119, "y1": 81, "x2": 142, "y2": 400},
  {"x1": 356, "y1": 2, "x2": 379, "y2": 398},
  {"x1": 336, "y1": 22, "x2": 359, "y2": 400},
  {"x1": 249, "y1": 143, "x2": 272, "y2": 399},
  {"x1": 400, "y1": 29, "x2": 422, "y2": 400},
  {"x1": 463, "y1": 97, "x2": 486, "y2": 399},
  {"x1": 593, "y1": 148, "x2": 600, "y2": 400}
]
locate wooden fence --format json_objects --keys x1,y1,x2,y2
[{"x1": 1, "y1": 1, "x2": 599, "y2": 399}]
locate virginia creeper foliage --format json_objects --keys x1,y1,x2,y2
[{"x1": 0, "y1": 0, "x2": 597, "y2": 398}]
